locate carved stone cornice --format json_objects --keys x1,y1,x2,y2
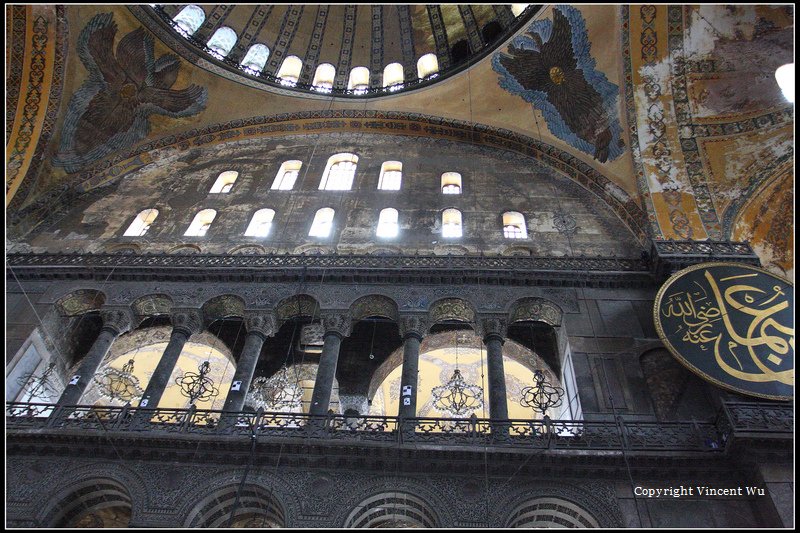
[
  {"x1": 99, "y1": 308, "x2": 134, "y2": 335},
  {"x1": 244, "y1": 312, "x2": 277, "y2": 340},
  {"x1": 398, "y1": 315, "x2": 428, "y2": 340},
  {"x1": 320, "y1": 311, "x2": 352, "y2": 338},
  {"x1": 170, "y1": 309, "x2": 203, "y2": 337}
]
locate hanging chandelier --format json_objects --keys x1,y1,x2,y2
[
  {"x1": 176, "y1": 361, "x2": 220, "y2": 405},
  {"x1": 16, "y1": 362, "x2": 58, "y2": 402},
  {"x1": 246, "y1": 364, "x2": 302, "y2": 411},
  {"x1": 520, "y1": 370, "x2": 564, "y2": 415},
  {"x1": 431, "y1": 333, "x2": 484, "y2": 417},
  {"x1": 93, "y1": 358, "x2": 144, "y2": 402}
]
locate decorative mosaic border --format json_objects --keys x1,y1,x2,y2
[
  {"x1": 396, "y1": 6, "x2": 416, "y2": 81},
  {"x1": 6, "y1": 5, "x2": 26, "y2": 140},
  {"x1": 333, "y1": 5, "x2": 357, "y2": 89},
  {"x1": 229, "y1": 5, "x2": 274, "y2": 63},
  {"x1": 299, "y1": 6, "x2": 328, "y2": 85},
  {"x1": 265, "y1": 6, "x2": 304, "y2": 78},
  {"x1": 369, "y1": 6, "x2": 383, "y2": 88},
  {"x1": 427, "y1": 5, "x2": 451, "y2": 70},
  {"x1": 459, "y1": 5, "x2": 484, "y2": 53}
]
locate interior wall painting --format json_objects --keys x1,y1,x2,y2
[{"x1": 493, "y1": 5, "x2": 625, "y2": 163}]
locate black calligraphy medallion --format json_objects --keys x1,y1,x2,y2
[{"x1": 654, "y1": 262, "x2": 793, "y2": 400}]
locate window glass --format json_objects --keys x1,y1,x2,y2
[
  {"x1": 244, "y1": 209, "x2": 276, "y2": 237},
  {"x1": 124, "y1": 209, "x2": 159, "y2": 237},
  {"x1": 309, "y1": 208, "x2": 335, "y2": 237},
  {"x1": 376, "y1": 208, "x2": 399, "y2": 238}
]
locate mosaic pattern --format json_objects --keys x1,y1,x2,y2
[
  {"x1": 229, "y1": 5, "x2": 274, "y2": 63},
  {"x1": 265, "y1": 6, "x2": 304, "y2": 78},
  {"x1": 53, "y1": 13, "x2": 207, "y2": 174},
  {"x1": 493, "y1": 5, "x2": 625, "y2": 163},
  {"x1": 427, "y1": 5, "x2": 451, "y2": 69},
  {"x1": 299, "y1": 6, "x2": 328, "y2": 85}
]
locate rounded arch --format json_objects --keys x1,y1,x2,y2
[
  {"x1": 184, "y1": 484, "x2": 285, "y2": 527},
  {"x1": 41, "y1": 477, "x2": 133, "y2": 527},
  {"x1": 428, "y1": 297, "x2": 476, "y2": 326},
  {"x1": 344, "y1": 491, "x2": 440, "y2": 528},
  {"x1": 168, "y1": 244, "x2": 202, "y2": 254},
  {"x1": 506, "y1": 496, "x2": 600, "y2": 528},
  {"x1": 131, "y1": 294, "x2": 173, "y2": 322},
  {"x1": 350, "y1": 294, "x2": 399, "y2": 322},
  {"x1": 228, "y1": 244, "x2": 268, "y2": 255},
  {"x1": 202, "y1": 294, "x2": 246, "y2": 323},
  {"x1": 276, "y1": 294, "x2": 320, "y2": 321},
  {"x1": 55, "y1": 289, "x2": 106, "y2": 317},
  {"x1": 508, "y1": 297, "x2": 563, "y2": 327}
]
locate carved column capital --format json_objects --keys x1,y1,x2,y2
[
  {"x1": 99, "y1": 308, "x2": 134, "y2": 335},
  {"x1": 170, "y1": 309, "x2": 203, "y2": 337},
  {"x1": 481, "y1": 316, "x2": 508, "y2": 343},
  {"x1": 244, "y1": 312, "x2": 278, "y2": 340},
  {"x1": 399, "y1": 314, "x2": 429, "y2": 340},
  {"x1": 320, "y1": 311, "x2": 352, "y2": 338}
]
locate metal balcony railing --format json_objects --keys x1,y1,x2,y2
[{"x1": 8, "y1": 401, "x2": 781, "y2": 453}]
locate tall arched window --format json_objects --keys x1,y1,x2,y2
[
  {"x1": 277, "y1": 56, "x2": 303, "y2": 86},
  {"x1": 376, "y1": 208, "x2": 399, "y2": 238},
  {"x1": 271, "y1": 161, "x2": 302, "y2": 190},
  {"x1": 502, "y1": 211, "x2": 527, "y2": 239},
  {"x1": 441, "y1": 172, "x2": 462, "y2": 194},
  {"x1": 417, "y1": 53, "x2": 439, "y2": 79},
  {"x1": 240, "y1": 44, "x2": 270, "y2": 74},
  {"x1": 312, "y1": 63, "x2": 336, "y2": 92},
  {"x1": 442, "y1": 208, "x2": 463, "y2": 238},
  {"x1": 378, "y1": 161, "x2": 402, "y2": 190},
  {"x1": 185, "y1": 209, "x2": 217, "y2": 237},
  {"x1": 209, "y1": 171, "x2": 238, "y2": 193},
  {"x1": 319, "y1": 153, "x2": 358, "y2": 191},
  {"x1": 383, "y1": 63, "x2": 404, "y2": 90},
  {"x1": 124, "y1": 209, "x2": 159, "y2": 237},
  {"x1": 173, "y1": 5, "x2": 205, "y2": 36},
  {"x1": 244, "y1": 209, "x2": 276, "y2": 237},
  {"x1": 348, "y1": 66, "x2": 370, "y2": 94},
  {"x1": 309, "y1": 208, "x2": 335, "y2": 237},
  {"x1": 206, "y1": 27, "x2": 237, "y2": 58}
]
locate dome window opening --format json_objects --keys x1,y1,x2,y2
[
  {"x1": 378, "y1": 161, "x2": 403, "y2": 191},
  {"x1": 271, "y1": 161, "x2": 302, "y2": 190},
  {"x1": 502, "y1": 211, "x2": 528, "y2": 239},
  {"x1": 240, "y1": 44, "x2": 269, "y2": 75},
  {"x1": 244, "y1": 209, "x2": 276, "y2": 237},
  {"x1": 173, "y1": 5, "x2": 205, "y2": 37},
  {"x1": 319, "y1": 153, "x2": 358, "y2": 191},
  {"x1": 348, "y1": 66, "x2": 371, "y2": 95},
  {"x1": 417, "y1": 53, "x2": 439, "y2": 79},
  {"x1": 277, "y1": 56, "x2": 303, "y2": 86},
  {"x1": 511, "y1": 4, "x2": 530, "y2": 17},
  {"x1": 442, "y1": 208, "x2": 463, "y2": 238},
  {"x1": 124, "y1": 209, "x2": 159, "y2": 237},
  {"x1": 312, "y1": 63, "x2": 336, "y2": 93},
  {"x1": 309, "y1": 208, "x2": 335, "y2": 238},
  {"x1": 185, "y1": 209, "x2": 217, "y2": 237},
  {"x1": 775, "y1": 63, "x2": 794, "y2": 103},
  {"x1": 206, "y1": 27, "x2": 237, "y2": 59},
  {"x1": 376, "y1": 208, "x2": 400, "y2": 238},
  {"x1": 441, "y1": 172, "x2": 462, "y2": 195},
  {"x1": 383, "y1": 63, "x2": 405, "y2": 92},
  {"x1": 209, "y1": 171, "x2": 238, "y2": 193}
]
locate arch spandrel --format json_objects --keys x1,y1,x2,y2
[{"x1": 350, "y1": 294, "x2": 399, "y2": 322}]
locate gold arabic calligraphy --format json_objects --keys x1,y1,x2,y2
[{"x1": 661, "y1": 270, "x2": 793, "y2": 385}]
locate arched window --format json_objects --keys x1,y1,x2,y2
[
  {"x1": 244, "y1": 209, "x2": 276, "y2": 237},
  {"x1": 209, "y1": 170, "x2": 238, "y2": 193},
  {"x1": 277, "y1": 55, "x2": 303, "y2": 86},
  {"x1": 173, "y1": 5, "x2": 205, "y2": 36},
  {"x1": 378, "y1": 161, "x2": 402, "y2": 190},
  {"x1": 441, "y1": 172, "x2": 462, "y2": 194},
  {"x1": 383, "y1": 62, "x2": 404, "y2": 91},
  {"x1": 206, "y1": 27, "x2": 237, "y2": 58},
  {"x1": 502, "y1": 211, "x2": 527, "y2": 239},
  {"x1": 511, "y1": 4, "x2": 530, "y2": 17},
  {"x1": 185, "y1": 209, "x2": 217, "y2": 237},
  {"x1": 309, "y1": 208, "x2": 335, "y2": 237},
  {"x1": 376, "y1": 208, "x2": 399, "y2": 238},
  {"x1": 442, "y1": 208, "x2": 463, "y2": 238},
  {"x1": 240, "y1": 43, "x2": 269, "y2": 74},
  {"x1": 319, "y1": 153, "x2": 358, "y2": 191},
  {"x1": 312, "y1": 63, "x2": 336, "y2": 92},
  {"x1": 348, "y1": 66, "x2": 370, "y2": 94},
  {"x1": 124, "y1": 209, "x2": 159, "y2": 237},
  {"x1": 417, "y1": 53, "x2": 439, "y2": 79},
  {"x1": 271, "y1": 160, "x2": 302, "y2": 190}
]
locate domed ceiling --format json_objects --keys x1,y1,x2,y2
[{"x1": 134, "y1": 4, "x2": 541, "y2": 97}]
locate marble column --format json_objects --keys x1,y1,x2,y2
[
  {"x1": 482, "y1": 318, "x2": 509, "y2": 423},
  {"x1": 309, "y1": 312, "x2": 351, "y2": 416},
  {"x1": 55, "y1": 308, "x2": 133, "y2": 407},
  {"x1": 397, "y1": 315, "x2": 428, "y2": 419},
  {"x1": 222, "y1": 313, "x2": 276, "y2": 412},
  {"x1": 138, "y1": 310, "x2": 203, "y2": 410}
]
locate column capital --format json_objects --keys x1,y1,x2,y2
[
  {"x1": 481, "y1": 316, "x2": 508, "y2": 342},
  {"x1": 320, "y1": 311, "x2": 352, "y2": 338},
  {"x1": 170, "y1": 309, "x2": 203, "y2": 337},
  {"x1": 399, "y1": 314, "x2": 428, "y2": 340},
  {"x1": 99, "y1": 307, "x2": 135, "y2": 335},
  {"x1": 244, "y1": 311, "x2": 278, "y2": 340}
]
